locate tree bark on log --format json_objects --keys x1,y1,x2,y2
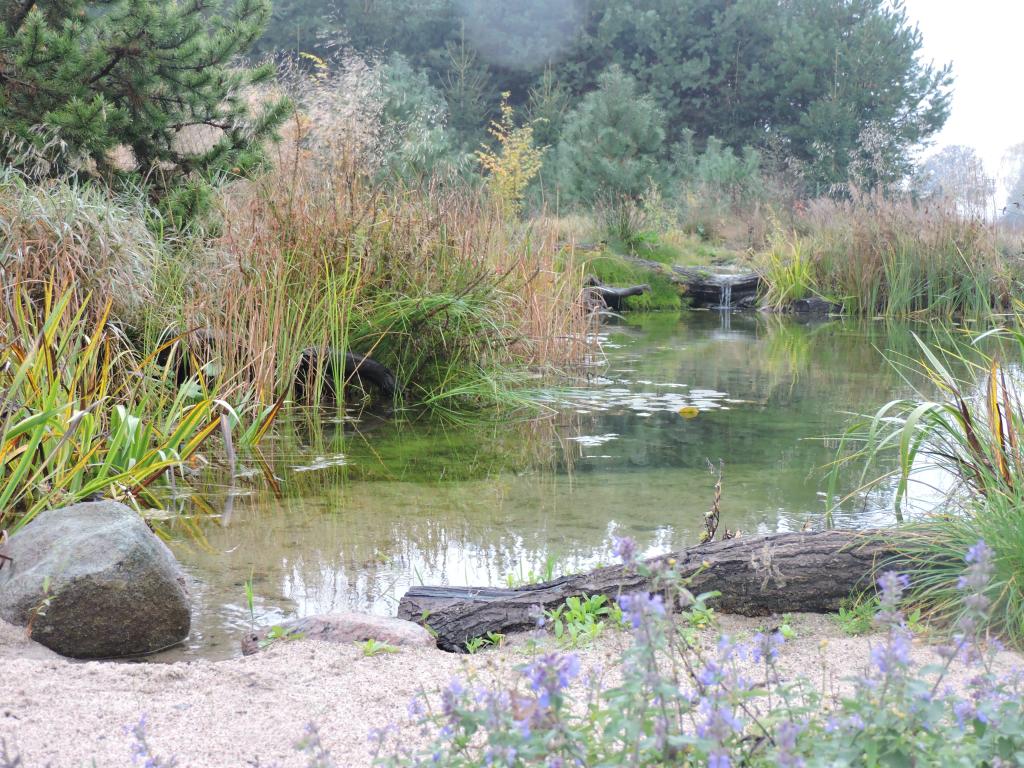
[
  {"x1": 624, "y1": 257, "x2": 763, "y2": 308},
  {"x1": 398, "y1": 530, "x2": 893, "y2": 652}
]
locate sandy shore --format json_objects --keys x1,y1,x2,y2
[{"x1": 2, "y1": 614, "x2": 1021, "y2": 768}]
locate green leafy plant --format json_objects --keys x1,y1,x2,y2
[
  {"x1": 545, "y1": 594, "x2": 619, "y2": 648},
  {"x1": 465, "y1": 631, "x2": 507, "y2": 654},
  {"x1": 833, "y1": 597, "x2": 878, "y2": 636},
  {"x1": 361, "y1": 639, "x2": 400, "y2": 657},
  {"x1": 0, "y1": 286, "x2": 231, "y2": 530},
  {"x1": 254, "y1": 625, "x2": 307, "y2": 651}
]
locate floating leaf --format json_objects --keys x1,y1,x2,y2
[{"x1": 678, "y1": 406, "x2": 700, "y2": 419}]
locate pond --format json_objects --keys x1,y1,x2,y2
[{"x1": 159, "y1": 311, "x2": 949, "y2": 660}]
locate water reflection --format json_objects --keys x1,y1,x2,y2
[{"x1": 160, "y1": 312, "x2": 971, "y2": 660}]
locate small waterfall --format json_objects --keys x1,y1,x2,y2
[{"x1": 719, "y1": 279, "x2": 733, "y2": 309}]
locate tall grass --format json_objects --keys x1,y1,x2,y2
[
  {"x1": 834, "y1": 329, "x2": 1024, "y2": 643},
  {"x1": 758, "y1": 232, "x2": 816, "y2": 310},
  {"x1": 0, "y1": 169, "x2": 160, "y2": 326},
  {"x1": 757, "y1": 192, "x2": 1014, "y2": 317},
  {"x1": 0, "y1": 286, "x2": 242, "y2": 530},
  {"x1": 2, "y1": 92, "x2": 591, "y2": 418}
]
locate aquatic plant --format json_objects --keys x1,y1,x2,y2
[
  {"x1": 0, "y1": 285, "x2": 280, "y2": 531},
  {"x1": 833, "y1": 329, "x2": 1024, "y2": 643},
  {"x1": 758, "y1": 191, "x2": 1011, "y2": 317}
]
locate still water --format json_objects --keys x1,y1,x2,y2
[{"x1": 161, "y1": 311, "x2": 945, "y2": 660}]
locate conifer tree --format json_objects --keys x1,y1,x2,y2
[
  {"x1": 555, "y1": 66, "x2": 665, "y2": 206},
  {"x1": 0, "y1": 0, "x2": 290, "y2": 200}
]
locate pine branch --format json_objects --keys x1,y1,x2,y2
[{"x1": 88, "y1": 46, "x2": 136, "y2": 85}]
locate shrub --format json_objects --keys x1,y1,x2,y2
[{"x1": 477, "y1": 93, "x2": 545, "y2": 216}]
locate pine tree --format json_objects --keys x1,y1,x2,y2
[
  {"x1": 1, "y1": 0, "x2": 290, "y2": 198},
  {"x1": 555, "y1": 65, "x2": 666, "y2": 206}
]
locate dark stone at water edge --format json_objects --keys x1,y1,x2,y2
[
  {"x1": 791, "y1": 297, "x2": 843, "y2": 316},
  {"x1": 0, "y1": 501, "x2": 190, "y2": 658}
]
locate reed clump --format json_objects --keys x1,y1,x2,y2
[
  {"x1": 160, "y1": 99, "x2": 591, "y2": 409},
  {"x1": 758, "y1": 192, "x2": 1016, "y2": 317},
  {"x1": 2, "y1": 74, "x2": 592, "y2": 416},
  {"x1": 833, "y1": 329, "x2": 1024, "y2": 643}
]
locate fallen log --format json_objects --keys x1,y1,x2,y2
[
  {"x1": 294, "y1": 347, "x2": 400, "y2": 404},
  {"x1": 624, "y1": 257, "x2": 762, "y2": 308},
  {"x1": 398, "y1": 530, "x2": 893, "y2": 652},
  {"x1": 581, "y1": 276, "x2": 652, "y2": 312}
]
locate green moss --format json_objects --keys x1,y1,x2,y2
[{"x1": 582, "y1": 253, "x2": 683, "y2": 311}]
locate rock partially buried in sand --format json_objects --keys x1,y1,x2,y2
[
  {"x1": 0, "y1": 501, "x2": 190, "y2": 659},
  {"x1": 241, "y1": 613, "x2": 436, "y2": 655}
]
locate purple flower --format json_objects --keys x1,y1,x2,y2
[
  {"x1": 618, "y1": 592, "x2": 665, "y2": 629},
  {"x1": 441, "y1": 679, "x2": 467, "y2": 723},
  {"x1": 612, "y1": 536, "x2": 638, "y2": 565},
  {"x1": 870, "y1": 627, "x2": 912, "y2": 676},
  {"x1": 126, "y1": 715, "x2": 178, "y2": 768},
  {"x1": 523, "y1": 653, "x2": 580, "y2": 709},
  {"x1": 696, "y1": 698, "x2": 743, "y2": 742},
  {"x1": 750, "y1": 631, "x2": 784, "y2": 664},
  {"x1": 958, "y1": 540, "x2": 995, "y2": 616},
  {"x1": 774, "y1": 721, "x2": 806, "y2": 768},
  {"x1": 953, "y1": 699, "x2": 976, "y2": 730},
  {"x1": 708, "y1": 751, "x2": 731, "y2": 768},
  {"x1": 407, "y1": 697, "x2": 425, "y2": 719},
  {"x1": 877, "y1": 571, "x2": 910, "y2": 602},
  {"x1": 874, "y1": 571, "x2": 909, "y2": 628}
]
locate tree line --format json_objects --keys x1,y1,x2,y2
[{"x1": 257, "y1": 0, "x2": 952, "y2": 193}]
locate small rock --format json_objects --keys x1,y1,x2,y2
[
  {"x1": 241, "y1": 613, "x2": 435, "y2": 655},
  {"x1": 0, "y1": 501, "x2": 190, "y2": 658},
  {"x1": 790, "y1": 297, "x2": 842, "y2": 315}
]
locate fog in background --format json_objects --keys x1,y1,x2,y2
[{"x1": 904, "y1": 0, "x2": 1024, "y2": 201}]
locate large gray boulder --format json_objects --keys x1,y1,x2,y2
[{"x1": 0, "y1": 501, "x2": 190, "y2": 658}]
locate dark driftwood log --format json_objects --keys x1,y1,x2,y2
[
  {"x1": 624, "y1": 258, "x2": 762, "y2": 308},
  {"x1": 398, "y1": 530, "x2": 893, "y2": 652},
  {"x1": 581, "y1": 276, "x2": 652, "y2": 312},
  {"x1": 294, "y1": 348, "x2": 400, "y2": 403}
]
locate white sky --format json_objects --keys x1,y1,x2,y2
[{"x1": 902, "y1": 0, "x2": 1024, "y2": 194}]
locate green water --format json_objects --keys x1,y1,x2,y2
[{"x1": 161, "y1": 312, "x2": 944, "y2": 660}]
